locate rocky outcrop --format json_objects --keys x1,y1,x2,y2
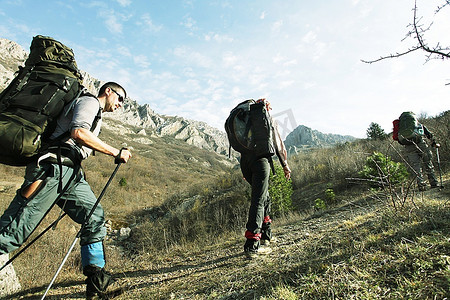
[
  {"x1": 0, "y1": 254, "x2": 21, "y2": 297},
  {"x1": 285, "y1": 125, "x2": 356, "y2": 154},
  {"x1": 0, "y1": 38, "x2": 27, "y2": 91}
]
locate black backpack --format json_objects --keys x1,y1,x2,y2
[
  {"x1": 224, "y1": 99, "x2": 276, "y2": 158},
  {"x1": 0, "y1": 35, "x2": 84, "y2": 166}
]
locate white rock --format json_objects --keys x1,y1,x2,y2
[{"x1": 0, "y1": 253, "x2": 21, "y2": 297}]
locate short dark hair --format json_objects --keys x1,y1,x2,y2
[{"x1": 98, "y1": 82, "x2": 127, "y2": 99}]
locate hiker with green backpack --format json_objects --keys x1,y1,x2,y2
[
  {"x1": 225, "y1": 98, "x2": 291, "y2": 259},
  {"x1": 0, "y1": 36, "x2": 132, "y2": 299},
  {"x1": 393, "y1": 111, "x2": 440, "y2": 191}
]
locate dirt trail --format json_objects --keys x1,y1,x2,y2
[{"x1": 11, "y1": 177, "x2": 450, "y2": 299}]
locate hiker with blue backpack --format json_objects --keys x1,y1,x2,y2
[
  {"x1": 225, "y1": 98, "x2": 291, "y2": 259},
  {"x1": 0, "y1": 36, "x2": 131, "y2": 299},
  {"x1": 393, "y1": 111, "x2": 440, "y2": 191}
]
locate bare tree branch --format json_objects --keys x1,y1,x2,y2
[
  {"x1": 361, "y1": 47, "x2": 422, "y2": 64},
  {"x1": 435, "y1": 0, "x2": 450, "y2": 13},
  {"x1": 362, "y1": 0, "x2": 450, "y2": 64}
]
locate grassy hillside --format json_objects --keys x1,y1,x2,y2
[
  {"x1": 0, "y1": 122, "x2": 233, "y2": 296},
  {"x1": 1, "y1": 111, "x2": 449, "y2": 299}
]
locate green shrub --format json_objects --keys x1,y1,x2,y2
[
  {"x1": 359, "y1": 152, "x2": 409, "y2": 186},
  {"x1": 325, "y1": 188, "x2": 336, "y2": 203},
  {"x1": 119, "y1": 177, "x2": 128, "y2": 187},
  {"x1": 314, "y1": 198, "x2": 326, "y2": 210},
  {"x1": 269, "y1": 165, "x2": 293, "y2": 216}
]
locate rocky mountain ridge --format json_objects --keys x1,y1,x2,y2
[
  {"x1": 0, "y1": 37, "x2": 229, "y2": 156},
  {"x1": 0, "y1": 37, "x2": 356, "y2": 156},
  {"x1": 285, "y1": 125, "x2": 356, "y2": 154}
]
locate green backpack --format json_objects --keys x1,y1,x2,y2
[
  {"x1": 397, "y1": 111, "x2": 424, "y2": 145},
  {"x1": 0, "y1": 35, "x2": 83, "y2": 166},
  {"x1": 224, "y1": 99, "x2": 276, "y2": 158}
]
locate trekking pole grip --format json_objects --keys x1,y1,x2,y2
[{"x1": 114, "y1": 147, "x2": 128, "y2": 164}]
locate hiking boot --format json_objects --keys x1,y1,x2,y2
[
  {"x1": 244, "y1": 238, "x2": 272, "y2": 259},
  {"x1": 244, "y1": 238, "x2": 259, "y2": 251},
  {"x1": 244, "y1": 238, "x2": 259, "y2": 259},
  {"x1": 244, "y1": 245, "x2": 273, "y2": 259},
  {"x1": 244, "y1": 248, "x2": 258, "y2": 259},
  {"x1": 260, "y1": 239, "x2": 270, "y2": 246},
  {"x1": 258, "y1": 245, "x2": 273, "y2": 255},
  {"x1": 84, "y1": 265, "x2": 125, "y2": 300}
]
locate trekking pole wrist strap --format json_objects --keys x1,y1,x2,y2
[{"x1": 114, "y1": 147, "x2": 127, "y2": 164}]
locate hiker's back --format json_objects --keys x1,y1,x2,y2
[
  {"x1": 225, "y1": 99, "x2": 276, "y2": 158},
  {"x1": 0, "y1": 35, "x2": 83, "y2": 166}
]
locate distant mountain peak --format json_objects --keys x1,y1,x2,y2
[{"x1": 285, "y1": 124, "x2": 356, "y2": 154}]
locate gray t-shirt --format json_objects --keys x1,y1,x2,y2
[{"x1": 50, "y1": 94, "x2": 102, "y2": 159}]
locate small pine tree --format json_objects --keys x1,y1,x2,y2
[
  {"x1": 359, "y1": 152, "x2": 409, "y2": 186},
  {"x1": 269, "y1": 164, "x2": 293, "y2": 217},
  {"x1": 366, "y1": 122, "x2": 386, "y2": 140}
]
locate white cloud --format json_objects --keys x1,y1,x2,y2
[
  {"x1": 116, "y1": 0, "x2": 131, "y2": 6},
  {"x1": 279, "y1": 80, "x2": 295, "y2": 89},
  {"x1": 231, "y1": 86, "x2": 241, "y2": 97},
  {"x1": 273, "y1": 53, "x2": 284, "y2": 63},
  {"x1": 133, "y1": 54, "x2": 151, "y2": 68},
  {"x1": 260, "y1": 11, "x2": 266, "y2": 19},
  {"x1": 182, "y1": 0, "x2": 194, "y2": 8},
  {"x1": 140, "y1": 13, "x2": 163, "y2": 33},
  {"x1": 271, "y1": 20, "x2": 283, "y2": 33},
  {"x1": 222, "y1": 51, "x2": 237, "y2": 67},
  {"x1": 117, "y1": 46, "x2": 132, "y2": 57},
  {"x1": 302, "y1": 82, "x2": 317, "y2": 90},
  {"x1": 99, "y1": 8, "x2": 123, "y2": 34},
  {"x1": 173, "y1": 46, "x2": 212, "y2": 68},
  {"x1": 274, "y1": 70, "x2": 291, "y2": 78},
  {"x1": 204, "y1": 33, "x2": 233, "y2": 43},
  {"x1": 181, "y1": 15, "x2": 197, "y2": 31},
  {"x1": 283, "y1": 59, "x2": 298, "y2": 66},
  {"x1": 302, "y1": 30, "x2": 317, "y2": 43},
  {"x1": 87, "y1": 2, "x2": 126, "y2": 35}
]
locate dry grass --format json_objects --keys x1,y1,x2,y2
[{"x1": 1, "y1": 111, "x2": 449, "y2": 299}]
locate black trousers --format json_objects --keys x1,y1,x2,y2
[{"x1": 240, "y1": 155, "x2": 271, "y2": 237}]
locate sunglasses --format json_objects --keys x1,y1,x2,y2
[{"x1": 110, "y1": 88, "x2": 124, "y2": 102}]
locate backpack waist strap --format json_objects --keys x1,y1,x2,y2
[{"x1": 37, "y1": 144, "x2": 81, "y2": 167}]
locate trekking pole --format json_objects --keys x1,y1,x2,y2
[
  {"x1": 41, "y1": 162, "x2": 122, "y2": 300},
  {"x1": 0, "y1": 212, "x2": 67, "y2": 273},
  {"x1": 435, "y1": 146, "x2": 444, "y2": 189}
]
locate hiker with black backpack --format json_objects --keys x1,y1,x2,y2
[
  {"x1": 0, "y1": 35, "x2": 132, "y2": 299},
  {"x1": 225, "y1": 98, "x2": 291, "y2": 259},
  {"x1": 0, "y1": 81, "x2": 132, "y2": 299},
  {"x1": 393, "y1": 111, "x2": 440, "y2": 191}
]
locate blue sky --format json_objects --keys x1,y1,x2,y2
[{"x1": 0, "y1": 0, "x2": 449, "y2": 138}]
